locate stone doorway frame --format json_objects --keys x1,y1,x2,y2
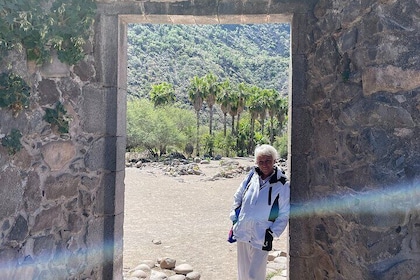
[{"x1": 97, "y1": 2, "x2": 310, "y2": 278}]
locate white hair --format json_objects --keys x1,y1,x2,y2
[{"x1": 254, "y1": 144, "x2": 278, "y2": 163}]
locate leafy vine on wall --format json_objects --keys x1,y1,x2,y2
[
  {"x1": 43, "y1": 102, "x2": 70, "y2": 134},
  {"x1": 0, "y1": 0, "x2": 96, "y2": 154},
  {"x1": 0, "y1": 0, "x2": 96, "y2": 65},
  {"x1": 0, "y1": 72, "x2": 30, "y2": 113},
  {"x1": 1, "y1": 128, "x2": 22, "y2": 155}
]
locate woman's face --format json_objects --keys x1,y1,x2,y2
[{"x1": 256, "y1": 155, "x2": 275, "y2": 177}]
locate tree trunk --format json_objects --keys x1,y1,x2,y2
[
  {"x1": 260, "y1": 116, "x2": 265, "y2": 135},
  {"x1": 231, "y1": 116, "x2": 235, "y2": 136},
  {"x1": 196, "y1": 110, "x2": 200, "y2": 156},
  {"x1": 223, "y1": 113, "x2": 227, "y2": 137},
  {"x1": 209, "y1": 105, "x2": 213, "y2": 135},
  {"x1": 236, "y1": 113, "x2": 241, "y2": 136},
  {"x1": 249, "y1": 118, "x2": 255, "y2": 154},
  {"x1": 270, "y1": 116, "x2": 275, "y2": 145}
]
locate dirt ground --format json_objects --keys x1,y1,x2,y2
[{"x1": 123, "y1": 157, "x2": 289, "y2": 279}]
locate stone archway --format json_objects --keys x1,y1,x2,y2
[
  {"x1": 1, "y1": 1, "x2": 417, "y2": 279},
  {"x1": 96, "y1": 1, "x2": 312, "y2": 278}
]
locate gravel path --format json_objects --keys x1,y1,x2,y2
[{"x1": 123, "y1": 158, "x2": 288, "y2": 279}]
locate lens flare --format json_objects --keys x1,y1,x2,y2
[{"x1": 290, "y1": 181, "x2": 420, "y2": 218}]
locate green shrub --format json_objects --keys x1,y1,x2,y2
[
  {"x1": 1, "y1": 129, "x2": 23, "y2": 155},
  {"x1": 0, "y1": 0, "x2": 96, "y2": 65},
  {"x1": 274, "y1": 133, "x2": 288, "y2": 159},
  {"x1": 0, "y1": 72, "x2": 30, "y2": 114},
  {"x1": 43, "y1": 102, "x2": 70, "y2": 134}
]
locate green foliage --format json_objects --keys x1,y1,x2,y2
[
  {"x1": 254, "y1": 131, "x2": 269, "y2": 146},
  {"x1": 126, "y1": 99, "x2": 196, "y2": 156},
  {"x1": 202, "y1": 133, "x2": 215, "y2": 156},
  {"x1": 127, "y1": 23, "x2": 291, "y2": 158},
  {"x1": 0, "y1": 72, "x2": 30, "y2": 113},
  {"x1": 127, "y1": 24, "x2": 290, "y2": 100},
  {"x1": 149, "y1": 82, "x2": 176, "y2": 107},
  {"x1": 274, "y1": 133, "x2": 289, "y2": 159},
  {"x1": 43, "y1": 102, "x2": 69, "y2": 134},
  {"x1": 1, "y1": 128, "x2": 22, "y2": 155},
  {"x1": 0, "y1": 0, "x2": 96, "y2": 65},
  {"x1": 214, "y1": 131, "x2": 236, "y2": 157}
]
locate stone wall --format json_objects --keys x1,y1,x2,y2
[
  {"x1": 289, "y1": 0, "x2": 420, "y2": 279},
  {"x1": 0, "y1": 0, "x2": 418, "y2": 279},
  {"x1": 0, "y1": 7, "x2": 126, "y2": 279}
]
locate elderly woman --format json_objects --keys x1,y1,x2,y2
[{"x1": 229, "y1": 144, "x2": 290, "y2": 280}]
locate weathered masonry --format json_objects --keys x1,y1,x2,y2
[{"x1": 0, "y1": 0, "x2": 419, "y2": 279}]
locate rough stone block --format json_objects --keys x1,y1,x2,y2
[
  {"x1": 41, "y1": 141, "x2": 76, "y2": 171},
  {"x1": 291, "y1": 12, "x2": 308, "y2": 55},
  {"x1": 116, "y1": 89, "x2": 127, "y2": 137},
  {"x1": 44, "y1": 174, "x2": 80, "y2": 200},
  {"x1": 33, "y1": 235, "x2": 55, "y2": 258},
  {"x1": 376, "y1": 259, "x2": 420, "y2": 280},
  {"x1": 0, "y1": 167, "x2": 24, "y2": 218},
  {"x1": 291, "y1": 54, "x2": 308, "y2": 106},
  {"x1": 37, "y1": 79, "x2": 60, "y2": 106},
  {"x1": 74, "y1": 60, "x2": 96, "y2": 82},
  {"x1": 32, "y1": 205, "x2": 63, "y2": 233},
  {"x1": 192, "y1": 0, "x2": 218, "y2": 17},
  {"x1": 97, "y1": 2, "x2": 143, "y2": 15},
  {"x1": 58, "y1": 77, "x2": 82, "y2": 105},
  {"x1": 40, "y1": 52, "x2": 70, "y2": 78},
  {"x1": 218, "y1": 0, "x2": 243, "y2": 16},
  {"x1": 165, "y1": 1, "x2": 194, "y2": 15},
  {"x1": 242, "y1": 0, "x2": 269, "y2": 15},
  {"x1": 86, "y1": 217, "x2": 105, "y2": 267},
  {"x1": 363, "y1": 66, "x2": 420, "y2": 96},
  {"x1": 95, "y1": 171, "x2": 122, "y2": 215},
  {"x1": 113, "y1": 213, "x2": 124, "y2": 279},
  {"x1": 94, "y1": 14, "x2": 119, "y2": 86},
  {"x1": 340, "y1": 27, "x2": 358, "y2": 52},
  {"x1": 290, "y1": 107, "x2": 312, "y2": 155},
  {"x1": 8, "y1": 215, "x2": 28, "y2": 242},
  {"x1": 81, "y1": 85, "x2": 118, "y2": 135},
  {"x1": 95, "y1": 172, "x2": 117, "y2": 215},
  {"x1": 312, "y1": 120, "x2": 337, "y2": 157},
  {"x1": 307, "y1": 157, "x2": 333, "y2": 186},
  {"x1": 289, "y1": 154, "x2": 310, "y2": 201},
  {"x1": 85, "y1": 137, "x2": 115, "y2": 171},
  {"x1": 24, "y1": 172, "x2": 42, "y2": 212},
  {"x1": 114, "y1": 170, "x2": 125, "y2": 215},
  {"x1": 271, "y1": 0, "x2": 311, "y2": 14}
]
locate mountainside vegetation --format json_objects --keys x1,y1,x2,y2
[
  {"x1": 128, "y1": 23, "x2": 290, "y2": 100},
  {"x1": 127, "y1": 23, "x2": 291, "y2": 158}
]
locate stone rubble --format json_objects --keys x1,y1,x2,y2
[
  {"x1": 124, "y1": 154, "x2": 289, "y2": 279},
  {"x1": 125, "y1": 153, "x2": 288, "y2": 180},
  {"x1": 123, "y1": 250, "x2": 288, "y2": 280}
]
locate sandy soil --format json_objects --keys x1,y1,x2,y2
[{"x1": 123, "y1": 157, "x2": 288, "y2": 279}]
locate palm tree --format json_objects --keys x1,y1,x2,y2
[
  {"x1": 204, "y1": 73, "x2": 220, "y2": 136},
  {"x1": 267, "y1": 89, "x2": 281, "y2": 145},
  {"x1": 228, "y1": 90, "x2": 239, "y2": 136},
  {"x1": 258, "y1": 89, "x2": 273, "y2": 135},
  {"x1": 247, "y1": 86, "x2": 263, "y2": 154},
  {"x1": 217, "y1": 79, "x2": 231, "y2": 137},
  {"x1": 149, "y1": 82, "x2": 175, "y2": 107},
  {"x1": 235, "y1": 83, "x2": 249, "y2": 136},
  {"x1": 188, "y1": 76, "x2": 205, "y2": 156},
  {"x1": 276, "y1": 97, "x2": 288, "y2": 135}
]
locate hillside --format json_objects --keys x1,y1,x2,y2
[{"x1": 127, "y1": 23, "x2": 291, "y2": 103}]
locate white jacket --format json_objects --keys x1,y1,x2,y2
[{"x1": 229, "y1": 166, "x2": 290, "y2": 249}]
